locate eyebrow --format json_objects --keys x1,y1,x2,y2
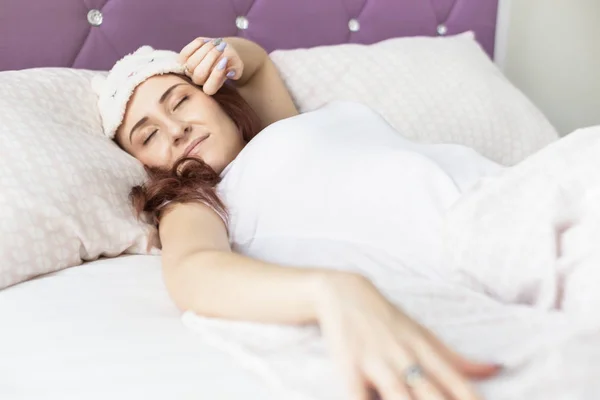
[
  {"x1": 129, "y1": 83, "x2": 185, "y2": 143},
  {"x1": 159, "y1": 83, "x2": 184, "y2": 104},
  {"x1": 129, "y1": 117, "x2": 148, "y2": 144}
]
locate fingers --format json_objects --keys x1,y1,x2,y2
[
  {"x1": 363, "y1": 341, "x2": 449, "y2": 400},
  {"x1": 410, "y1": 378, "x2": 447, "y2": 400},
  {"x1": 202, "y1": 56, "x2": 229, "y2": 95},
  {"x1": 412, "y1": 337, "x2": 483, "y2": 400},
  {"x1": 190, "y1": 39, "x2": 227, "y2": 83},
  {"x1": 452, "y1": 358, "x2": 500, "y2": 380},
  {"x1": 347, "y1": 366, "x2": 370, "y2": 400},
  {"x1": 328, "y1": 331, "x2": 371, "y2": 400},
  {"x1": 223, "y1": 57, "x2": 242, "y2": 81},
  {"x1": 418, "y1": 326, "x2": 501, "y2": 379},
  {"x1": 179, "y1": 37, "x2": 240, "y2": 95},
  {"x1": 178, "y1": 37, "x2": 210, "y2": 63},
  {"x1": 365, "y1": 358, "x2": 413, "y2": 400},
  {"x1": 183, "y1": 40, "x2": 213, "y2": 74},
  {"x1": 367, "y1": 339, "x2": 485, "y2": 400},
  {"x1": 388, "y1": 355, "x2": 448, "y2": 400}
]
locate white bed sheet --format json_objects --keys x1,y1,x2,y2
[{"x1": 0, "y1": 255, "x2": 273, "y2": 400}]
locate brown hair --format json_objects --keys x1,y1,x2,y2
[{"x1": 128, "y1": 76, "x2": 262, "y2": 230}]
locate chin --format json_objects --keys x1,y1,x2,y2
[
  {"x1": 210, "y1": 163, "x2": 225, "y2": 175},
  {"x1": 200, "y1": 157, "x2": 221, "y2": 173}
]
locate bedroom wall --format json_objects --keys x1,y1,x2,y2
[{"x1": 495, "y1": 0, "x2": 600, "y2": 135}]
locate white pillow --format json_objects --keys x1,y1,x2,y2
[
  {"x1": 270, "y1": 32, "x2": 559, "y2": 166},
  {"x1": 0, "y1": 68, "x2": 154, "y2": 289}
]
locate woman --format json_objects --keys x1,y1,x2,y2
[{"x1": 92, "y1": 37, "x2": 501, "y2": 400}]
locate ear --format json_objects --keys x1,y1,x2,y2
[{"x1": 91, "y1": 74, "x2": 106, "y2": 96}]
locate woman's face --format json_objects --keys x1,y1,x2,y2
[{"x1": 116, "y1": 74, "x2": 244, "y2": 174}]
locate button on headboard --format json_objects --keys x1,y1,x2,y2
[{"x1": 0, "y1": 0, "x2": 498, "y2": 71}]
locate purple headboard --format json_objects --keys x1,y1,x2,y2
[{"x1": 0, "y1": 0, "x2": 498, "y2": 72}]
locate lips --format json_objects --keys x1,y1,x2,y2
[{"x1": 184, "y1": 134, "x2": 209, "y2": 157}]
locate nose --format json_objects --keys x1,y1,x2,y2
[{"x1": 165, "y1": 119, "x2": 190, "y2": 145}]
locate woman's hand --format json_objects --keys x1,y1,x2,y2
[
  {"x1": 178, "y1": 37, "x2": 244, "y2": 95},
  {"x1": 178, "y1": 36, "x2": 297, "y2": 126},
  {"x1": 316, "y1": 272, "x2": 499, "y2": 400}
]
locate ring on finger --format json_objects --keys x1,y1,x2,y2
[{"x1": 403, "y1": 364, "x2": 426, "y2": 389}]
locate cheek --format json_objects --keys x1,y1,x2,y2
[
  {"x1": 137, "y1": 142, "x2": 172, "y2": 169},
  {"x1": 138, "y1": 153, "x2": 158, "y2": 168},
  {"x1": 196, "y1": 96, "x2": 231, "y2": 126}
]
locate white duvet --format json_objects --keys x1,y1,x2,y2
[
  {"x1": 181, "y1": 104, "x2": 600, "y2": 399},
  {"x1": 445, "y1": 125, "x2": 600, "y2": 320}
]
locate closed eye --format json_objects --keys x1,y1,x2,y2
[
  {"x1": 173, "y1": 96, "x2": 188, "y2": 111},
  {"x1": 143, "y1": 129, "x2": 157, "y2": 146}
]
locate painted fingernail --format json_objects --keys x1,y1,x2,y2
[
  {"x1": 215, "y1": 41, "x2": 227, "y2": 52},
  {"x1": 212, "y1": 38, "x2": 223, "y2": 46},
  {"x1": 216, "y1": 57, "x2": 228, "y2": 71},
  {"x1": 203, "y1": 38, "x2": 211, "y2": 43},
  {"x1": 226, "y1": 70, "x2": 236, "y2": 78}
]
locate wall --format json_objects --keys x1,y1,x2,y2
[{"x1": 495, "y1": 0, "x2": 600, "y2": 135}]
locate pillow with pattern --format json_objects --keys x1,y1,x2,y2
[
  {"x1": 0, "y1": 68, "x2": 154, "y2": 289},
  {"x1": 270, "y1": 32, "x2": 559, "y2": 166}
]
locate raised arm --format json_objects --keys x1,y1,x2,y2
[
  {"x1": 225, "y1": 37, "x2": 299, "y2": 126},
  {"x1": 178, "y1": 37, "x2": 298, "y2": 129}
]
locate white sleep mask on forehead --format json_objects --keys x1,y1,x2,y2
[{"x1": 92, "y1": 45, "x2": 186, "y2": 139}]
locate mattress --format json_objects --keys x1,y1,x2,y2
[{"x1": 0, "y1": 255, "x2": 273, "y2": 400}]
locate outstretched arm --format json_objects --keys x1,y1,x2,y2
[{"x1": 160, "y1": 202, "x2": 499, "y2": 400}]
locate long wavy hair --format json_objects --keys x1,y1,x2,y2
[{"x1": 124, "y1": 75, "x2": 262, "y2": 234}]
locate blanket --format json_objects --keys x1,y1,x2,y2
[
  {"x1": 183, "y1": 126, "x2": 600, "y2": 400},
  {"x1": 444, "y1": 125, "x2": 600, "y2": 323}
]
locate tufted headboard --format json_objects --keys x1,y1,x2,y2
[{"x1": 0, "y1": 0, "x2": 498, "y2": 72}]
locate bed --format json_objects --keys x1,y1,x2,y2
[
  {"x1": 1, "y1": 255, "x2": 273, "y2": 399},
  {"x1": 3, "y1": 1, "x2": 587, "y2": 399}
]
